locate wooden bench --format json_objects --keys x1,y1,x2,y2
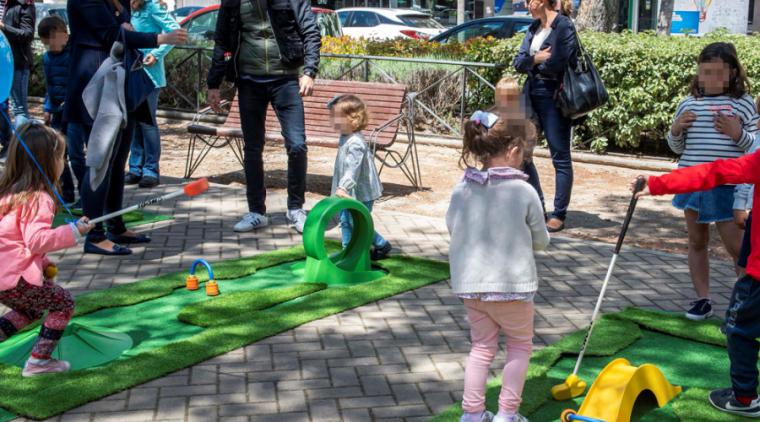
[{"x1": 185, "y1": 79, "x2": 421, "y2": 188}]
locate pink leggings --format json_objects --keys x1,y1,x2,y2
[{"x1": 462, "y1": 299, "x2": 534, "y2": 414}]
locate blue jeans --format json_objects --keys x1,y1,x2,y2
[
  {"x1": 128, "y1": 89, "x2": 161, "y2": 179},
  {"x1": 725, "y1": 275, "x2": 760, "y2": 397},
  {"x1": 9, "y1": 69, "x2": 30, "y2": 129},
  {"x1": 237, "y1": 77, "x2": 307, "y2": 214},
  {"x1": 524, "y1": 160, "x2": 545, "y2": 213},
  {"x1": 66, "y1": 122, "x2": 88, "y2": 192},
  {"x1": 340, "y1": 201, "x2": 387, "y2": 249},
  {"x1": 80, "y1": 117, "x2": 137, "y2": 243},
  {"x1": 530, "y1": 93, "x2": 573, "y2": 220}
]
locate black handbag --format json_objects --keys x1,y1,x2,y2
[{"x1": 557, "y1": 25, "x2": 608, "y2": 120}]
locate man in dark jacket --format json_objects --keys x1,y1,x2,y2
[
  {"x1": 207, "y1": 0, "x2": 321, "y2": 235},
  {"x1": 0, "y1": 0, "x2": 35, "y2": 131}
]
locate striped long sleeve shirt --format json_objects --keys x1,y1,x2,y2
[{"x1": 668, "y1": 94, "x2": 759, "y2": 168}]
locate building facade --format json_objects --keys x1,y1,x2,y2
[{"x1": 621, "y1": 0, "x2": 755, "y2": 34}]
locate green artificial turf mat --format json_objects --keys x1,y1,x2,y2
[
  {"x1": 614, "y1": 307, "x2": 725, "y2": 347},
  {"x1": 52, "y1": 208, "x2": 172, "y2": 229},
  {"x1": 0, "y1": 245, "x2": 450, "y2": 420},
  {"x1": 552, "y1": 317, "x2": 641, "y2": 356},
  {"x1": 0, "y1": 323, "x2": 133, "y2": 370},
  {"x1": 0, "y1": 409, "x2": 14, "y2": 422},
  {"x1": 178, "y1": 283, "x2": 327, "y2": 327}
]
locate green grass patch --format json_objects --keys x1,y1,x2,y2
[
  {"x1": 178, "y1": 283, "x2": 327, "y2": 327},
  {"x1": 613, "y1": 307, "x2": 725, "y2": 347},
  {"x1": 0, "y1": 244, "x2": 449, "y2": 420},
  {"x1": 553, "y1": 317, "x2": 641, "y2": 357},
  {"x1": 672, "y1": 388, "x2": 756, "y2": 421}
]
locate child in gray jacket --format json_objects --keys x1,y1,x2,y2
[{"x1": 328, "y1": 95, "x2": 392, "y2": 260}]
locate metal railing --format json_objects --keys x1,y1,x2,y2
[
  {"x1": 320, "y1": 53, "x2": 505, "y2": 137},
  {"x1": 156, "y1": 46, "x2": 504, "y2": 137}
]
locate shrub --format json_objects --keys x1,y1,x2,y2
[{"x1": 319, "y1": 31, "x2": 760, "y2": 155}]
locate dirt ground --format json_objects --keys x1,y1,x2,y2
[{"x1": 156, "y1": 118, "x2": 736, "y2": 260}]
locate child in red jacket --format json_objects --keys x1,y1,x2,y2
[{"x1": 635, "y1": 150, "x2": 760, "y2": 418}]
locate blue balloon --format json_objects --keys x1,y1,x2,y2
[{"x1": 0, "y1": 32, "x2": 13, "y2": 103}]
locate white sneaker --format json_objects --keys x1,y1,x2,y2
[
  {"x1": 286, "y1": 209, "x2": 308, "y2": 234},
  {"x1": 22, "y1": 358, "x2": 71, "y2": 377},
  {"x1": 233, "y1": 212, "x2": 269, "y2": 232},
  {"x1": 493, "y1": 413, "x2": 529, "y2": 422},
  {"x1": 460, "y1": 411, "x2": 494, "y2": 422}
]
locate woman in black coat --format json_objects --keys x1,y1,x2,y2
[
  {"x1": 65, "y1": 0, "x2": 186, "y2": 255},
  {"x1": 513, "y1": 0, "x2": 577, "y2": 233}
]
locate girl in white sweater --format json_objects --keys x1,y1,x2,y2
[{"x1": 447, "y1": 112, "x2": 550, "y2": 422}]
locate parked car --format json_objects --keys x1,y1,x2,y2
[
  {"x1": 172, "y1": 6, "x2": 204, "y2": 21},
  {"x1": 336, "y1": 8, "x2": 444, "y2": 40},
  {"x1": 180, "y1": 5, "x2": 342, "y2": 43},
  {"x1": 430, "y1": 15, "x2": 533, "y2": 43}
]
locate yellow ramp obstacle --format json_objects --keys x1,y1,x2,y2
[{"x1": 568, "y1": 358, "x2": 682, "y2": 422}]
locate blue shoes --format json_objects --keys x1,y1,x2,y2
[
  {"x1": 106, "y1": 232, "x2": 152, "y2": 244},
  {"x1": 84, "y1": 241, "x2": 132, "y2": 256}
]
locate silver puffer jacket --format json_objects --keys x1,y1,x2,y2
[{"x1": 331, "y1": 133, "x2": 383, "y2": 203}]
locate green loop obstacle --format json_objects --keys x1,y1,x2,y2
[{"x1": 302, "y1": 197, "x2": 386, "y2": 286}]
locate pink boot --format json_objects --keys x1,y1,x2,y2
[{"x1": 22, "y1": 358, "x2": 70, "y2": 377}]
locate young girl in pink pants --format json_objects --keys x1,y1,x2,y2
[{"x1": 446, "y1": 112, "x2": 549, "y2": 422}]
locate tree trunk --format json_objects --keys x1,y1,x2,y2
[
  {"x1": 657, "y1": 0, "x2": 675, "y2": 35},
  {"x1": 575, "y1": 0, "x2": 620, "y2": 32}
]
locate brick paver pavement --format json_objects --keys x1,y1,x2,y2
[{"x1": 6, "y1": 180, "x2": 737, "y2": 422}]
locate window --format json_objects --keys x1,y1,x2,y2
[
  {"x1": 397, "y1": 14, "x2": 444, "y2": 28},
  {"x1": 442, "y1": 21, "x2": 505, "y2": 43},
  {"x1": 510, "y1": 20, "x2": 531, "y2": 35},
  {"x1": 184, "y1": 10, "x2": 218, "y2": 40},
  {"x1": 338, "y1": 11, "x2": 351, "y2": 26},
  {"x1": 348, "y1": 11, "x2": 380, "y2": 27}
]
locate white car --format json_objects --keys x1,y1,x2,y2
[{"x1": 337, "y1": 8, "x2": 445, "y2": 40}]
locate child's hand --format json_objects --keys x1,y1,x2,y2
[
  {"x1": 715, "y1": 112, "x2": 742, "y2": 141},
  {"x1": 672, "y1": 111, "x2": 696, "y2": 137},
  {"x1": 734, "y1": 209, "x2": 749, "y2": 229},
  {"x1": 75, "y1": 217, "x2": 94, "y2": 235},
  {"x1": 630, "y1": 176, "x2": 650, "y2": 198},
  {"x1": 143, "y1": 54, "x2": 157, "y2": 67},
  {"x1": 335, "y1": 188, "x2": 351, "y2": 198}
]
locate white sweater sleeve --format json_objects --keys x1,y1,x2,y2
[{"x1": 527, "y1": 189, "x2": 550, "y2": 251}]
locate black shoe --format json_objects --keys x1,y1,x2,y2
[
  {"x1": 709, "y1": 388, "x2": 760, "y2": 418},
  {"x1": 125, "y1": 173, "x2": 141, "y2": 185},
  {"x1": 686, "y1": 298, "x2": 713, "y2": 321},
  {"x1": 370, "y1": 242, "x2": 392, "y2": 260},
  {"x1": 107, "y1": 232, "x2": 152, "y2": 244},
  {"x1": 84, "y1": 241, "x2": 132, "y2": 256},
  {"x1": 139, "y1": 176, "x2": 159, "y2": 188}
]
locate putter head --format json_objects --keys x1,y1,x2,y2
[{"x1": 551, "y1": 374, "x2": 587, "y2": 401}]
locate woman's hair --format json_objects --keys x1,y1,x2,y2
[
  {"x1": 330, "y1": 95, "x2": 370, "y2": 133},
  {"x1": 559, "y1": 0, "x2": 573, "y2": 16},
  {"x1": 0, "y1": 123, "x2": 67, "y2": 217},
  {"x1": 460, "y1": 117, "x2": 534, "y2": 168},
  {"x1": 689, "y1": 42, "x2": 749, "y2": 98}
]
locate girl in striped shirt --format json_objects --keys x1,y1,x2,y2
[{"x1": 668, "y1": 42, "x2": 759, "y2": 321}]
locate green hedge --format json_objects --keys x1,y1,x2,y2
[{"x1": 323, "y1": 31, "x2": 760, "y2": 154}]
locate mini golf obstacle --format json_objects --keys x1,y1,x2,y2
[
  {"x1": 186, "y1": 259, "x2": 219, "y2": 296},
  {"x1": 0, "y1": 197, "x2": 450, "y2": 420},
  {"x1": 560, "y1": 358, "x2": 682, "y2": 422}
]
